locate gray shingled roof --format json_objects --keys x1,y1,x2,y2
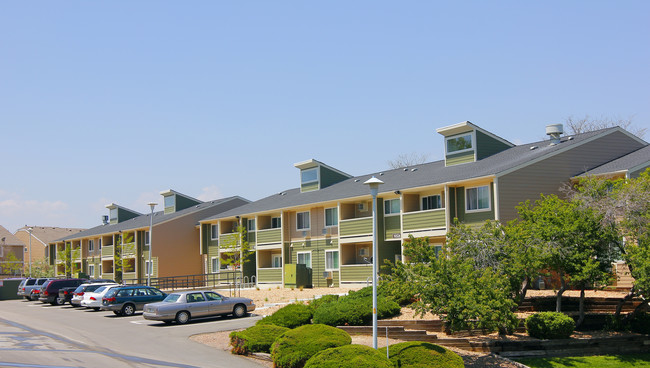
[
  {"x1": 0, "y1": 225, "x2": 25, "y2": 246},
  {"x1": 15, "y1": 226, "x2": 85, "y2": 244},
  {"x1": 56, "y1": 196, "x2": 247, "y2": 242},
  {"x1": 578, "y1": 145, "x2": 650, "y2": 177},
  {"x1": 203, "y1": 128, "x2": 643, "y2": 220}
]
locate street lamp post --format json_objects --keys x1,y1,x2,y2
[
  {"x1": 147, "y1": 202, "x2": 157, "y2": 286},
  {"x1": 363, "y1": 176, "x2": 383, "y2": 350},
  {"x1": 27, "y1": 227, "x2": 33, "y2": 278}
]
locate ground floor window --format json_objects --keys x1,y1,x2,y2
[
  {"x1": 145, "y1": 260, "x2": 152, "y2": 276},
  {"x1": 272, "y1": 254, "x2": 282, "y2": 268},
  {"x1": 88, "y1": 264, "x2": 95, "y2": 277},
  {"x1": 325, "y1": 250, "x2": 339, "y2": 270},
  {"x1": 466, "y1": 185, "x2": 490, "y2": 211},
  {"x1": 297, "y1": 251, "x2": 311, "y2": 268},
  {"x1": 211, "y1": 257, "x2": 218, "y2": 273}
]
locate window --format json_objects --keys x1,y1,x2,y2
[
  {"x1": 434, "y1": 245, "x2": 443, "y2": 258},
  {"x1": 325, "y1": 250, "x2": 339, "y2": 270},
  {"x1": 446, "y1": 133, "x2": 473, "y2": 154},
  {"x1": 211, "y1": 257, "x2": 218, "y2": 273},
  {"x1": 145, "y1": 260, "x2": 152, "y2": 276},
  {"x1": 210, "y1": 224, "x2": 218, "y2": 240},
  {"x1": 247, "y1": 219, "x2": 256, "y2": 232},
  {"x1": 272, "y1": 254, "x2": 282, "y2": 268},
  {"x1": 301, "y1": 168, "x2": 318, "y2": 185},
  {"x1": 145, "y1": 231, "x2": 150, "y2": 245},
  {"x1": 186, "y1": 293, "x2": 205, "y2": 303},
  {"x1": 385, "y1": 199, "x2": 400, "y2": 215},
  {"x1": 325, "y1": 207, "x2": 338, "y2": 227},
  {"x1": 99, "y1": 264, "x2": 102, "y2": 275},
  {"x1": 99, "y1": 238, "x2": 102, "y2": 249},
  {"x1": 89, "y1": 264, "x2": 95, "y2": 277},
  {"x1": 297, "y1": 211, "x2": 310, "y2": 230},
  {"x1": 297, "y1": 252, "x2": 311, "y2": 268},
  {"x1": 109, "y1": 208, "x2": 118, "y2": 222},
  {"x1": 88, "y1": 240, "x2": 94, "y2": 252},
  {"x1": 205, "y1": 291, "x2": 223, "y2": 301},
  {"x1": 422, "y1": 195, "x2": 442, "y2": 210},
  {"x1": 466, "y1": 185, "x2": 491, "y2": 211},
  {"x1": 164, "y1": 195, "x2": 175, "y2": 209},
  {"x1": 271, "y1": 217, "x2": 282, "y2": 229}
]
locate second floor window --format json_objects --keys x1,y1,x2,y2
[
  {"x1": 466, "y1": 185, "x2": 490, "y2": 211},
  {"x1": 109, "y1": 208, "x2": 118, "y2": 222},
  {"x1": 446, "y1": 133, "x2": 473, "y2": 154},
  {"x1": 247, "y1": 219, "x2": 256, "y2": 232},
  {"x1": 301, "y1": 168, "x2": 318, "y2": 185},
  {"x1": 422, "y1": 195, "x2": 442, "y2": 210},
  {"x1": 271, "y1": 217, "x2": 282, "y2": 229},
  {"x1": 385, "y1": 199, "x2": 400, "y2": 215},
  {"x1": 98, "y1": 238, "x2": 102, "y2": 249},
  {"x1": 325, "y1": 207, "x2": 338, "y2": 227},
  {"x1": 297, "y1": 211, "x2": 310, "y2": 230},
  {"x1": 145, "y1": 231, "x2": 150, "y2": 245},
  {"x1": 88, "y1": 240, "x2": 94, "y2": 252},
  {"x1": 211, "y1": 224, "x2": 218, "y2": 240}
]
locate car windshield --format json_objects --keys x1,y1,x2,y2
[
  {"x1": 104, "y1": 289, "x2": 118, "y2": 297},
  {"x1": 163, "y1": 294, "x2": 181, "y2": 303},
  {"x1": 73, "y1": 285, "x2": 85, "y2": 293},
  {"x1": 94, "y1": 286, "x2": 108, "y2": 293}
]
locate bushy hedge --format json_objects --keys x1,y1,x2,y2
[
  {"x1": 256, "y1": 303, "x2": 313, "y2": 329},
  {"x1": 304, "y1": 344, "x2": 393, "y2": 368},
  {"x1": 312, "y1": 295, "x2": 400, "y2": 326},
  {"x1": 271, "y1": 324, "x2": 352, "y2": 368},
  {"x1": 386, "y1": 341, "x2": 464, "y2": 368},
  {"x1": 229, "y1": 324, "x2": 289, "y2": 355},
  {"x1": 630, "y1": 312, "x2": 650, "y2": 334},
  {"x1": 526, "y1": 312, "x2": 575, "y2": 339},
  {"x1": 309, "y1": 294, "x2": 339, "y2": 311}
]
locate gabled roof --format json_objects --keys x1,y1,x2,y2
[
  {"x1": 55, "y1": 196, "x2": 249, "y2": 242},
  {"x1": 15, "y1": 226, "x2": 85, "y2": 245},
  {"x1": 576, "y1": 145, "x2": 650, "y2": 178},
  {"x1": 0, "y1": 225, "x2": 25, "y2": 246},
  {"x1": 202, "y1": 127, "x2": 645, "y2": 220}
]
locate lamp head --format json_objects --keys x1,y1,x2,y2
[{"x1": 363, "y1": 176, "x2": 384, "y2": 196}]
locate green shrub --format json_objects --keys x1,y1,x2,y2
[
  {"x1": 271, "y1": 324, "x2": 352, "y2": 368},
  {"x1": 526, "y1": 312, "x2": 575, "y2": 339},
  {"x1": 229, "y1": 324, "x2": 289, "y2": 355},
  {"x1": 629, "y1": 312, "x2": 650, "y2": 334},
  {"x1": 304, "y1": 344, "x2": 393, "y2": 368},
  {"x1": 313, "y1": 295, "x2": 400, "y2": 326},
  {"x1": 386, "y1": 341, "x2": 464, "y2": 368},
  {"x1": 381, "y1": 280, "x2": 416, "y2": 306},
  {"x1": 309, "y1": 294, "x2": 339, "y2": 310},
  {"x1": 256, "y1": 303, "x2": 313, "y2": 329}
]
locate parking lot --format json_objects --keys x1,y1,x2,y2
[{"x1": 0, "y1": 298, "x2": 264, "y2": 368}]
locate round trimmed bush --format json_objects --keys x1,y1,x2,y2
[
  {"x1": 309, "y1": 294, "x2": 339, "y2": 310},
  {"x1": 526, "y1": 312, "x2": 575, "y2": 339},
  {"x1": 304, "y1": 344, "x2": 393, "y2": 368},
  {"x1": 256, "y1": 303, "x2": 313, "y2": 329},
  {"x1": 387, "y1": 341, "x2": 464, "y2": 368},
  {"x1": 313, "y1": 296, "x2": 400, "y2": 326},
  {"x1": 271, "y1": 324, "x2": 352, "y2": 368},
  {"x1": 229, "y1": 324, "x2": 289, "y2": 355}
]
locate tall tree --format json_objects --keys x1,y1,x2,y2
[{"x1": 387, "y1": 152, "x2": 429, "y2": 169}]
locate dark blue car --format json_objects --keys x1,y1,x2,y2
[{"x1": 100, "y1": 285, "x2": 166, "y2": 316}]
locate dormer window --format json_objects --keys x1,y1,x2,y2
[
  {"x1": 301, "y1": 168, "x2": 318, "y2": 186},
  {"x1": 164, "y1": 195, "x2": 175, "y2": 210},
  {"x1": 109, "y1": 208, "x2": 118, "y2": 222},
  {"x1": 446, "y1": 133, "x2": 473, "y2": 154}
]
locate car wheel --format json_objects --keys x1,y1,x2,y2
[
  {"x1": 113, "y1": 311, "x2": 122, "y2": 316},
  {"x1": 233, "y1": 304, "x2": 247, "y2": 318},
  {"x1": 122, "y1": 304, "x2": 136, "y2": 316},
  {"x1": 56, "y1": 297, "x2": 65, "y2": 305},
  {"x1": 51, "y1": 298, "x2": 60, "y2": 306},
  {"x1": 175, "y1": 311, "x2": 190, "y2": 325}
]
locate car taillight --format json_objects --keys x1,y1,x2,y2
[
  {"x1": 21, "y1": 287, "x2": 25, "y2": 291},
  {"x1": 33, "y1": 290, "x2": 40, "y2": 294},
  {"x1": 90, "y1": 297, "x2": 96, "y2": 301},
  {"x1": 104, "y1": 297, "x2": 116, "y2": 303},
  {"x1": 64, "y1": 291, "x2": 69, "y2": 295},
  {"x1": 76, "y1": 292, "x2": 84, "y2": 296},
  {"x1": 43, "y1": 291, "x2": 48, "y2": 296}
]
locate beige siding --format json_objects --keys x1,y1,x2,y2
[{"x1": 498, "y1": 131, "x2": 646, "y2": 222}]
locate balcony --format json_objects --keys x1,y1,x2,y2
[
  {"x1": 339, "y1": 217, "x2": 372, "y2": 237},
  {"x1": 257, "y1": 268, "x2": 282, "y2": 282},
  {"x1": 402, "y1": 208, "x2": 446, "y2": 231},
  {"x1": 71, "y1": 249, "x2": 81, "y2": 260},
  {"x1": 219, "y1": 233, "x2": 238, "y2": 247},
  {"x1": 257, "y1": 228, "x2": 281, "y2": 244},
  {"x1": 340, "y1": 264, "x2": 373, "y2": 282},
  {"x1": 121, "y1": 242, "x2": 136, "y2": 256},
  {"x1": 101, "y1": 245, "x2": 114, "y2": 258}
]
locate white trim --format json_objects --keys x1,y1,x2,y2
[
  {"x1": 384, "y1": 198, "x2": 401, "y2": 215},
  {"x1": 465, "y1": 185, "x2": 492, "y2": 213},
  {"x1": 324, "y1": 207, "x2": 338, "y2": 228},
  {"x1": 210, "y1": 257, "x2": 219, "y2": 273},
  {"x1": 271, "y1": 254, "x2": 282, "y2": 269},
  {"x1": 297, "y1": 251, "x2": 312, "y2": 268},
  {"x1": 210, "y1": 224, "x2": 218, "y2": 240},
  {"x1": 445, "y1": 131, "x2": 475, "y2": 156},
  {"x1": 300, "y1": 167, "x2": 319, "y2": 187},
  {"x1": 493, "y1": 177, "x2": 500, "y2": 221},
  {"x1": 629, "y1": 162, "x2": 650, "y2": 177},
  {"x1": 420, "y1": 194, "x2": 442, "y2": 211}
]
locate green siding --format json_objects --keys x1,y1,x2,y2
[
  {"x1": 117, "y1": 208, "x2": 139, "y2": 223},
  {"x1": 122, "y1": 242, "x2": 136, "y2": 256},
  {"x1": 384, "y1": 215, "x2": 401, "y2": 240},
  {"x1": 320, "y1": 166, "x2": 349, "y2": 189},
  {"x1": 446, "y1": 151, "x2": 475, "y2": 166},
  {"x1": 220, "y1": 233, "x2": 238, "y2": 247},
  {"x1": 301, "y1": 181, "x2": 319, "y2": 192},
  {"x1": 257, "y1": 228, "x2": 281, "y2": 244},
  {"x1": 340, "y1": 217, "x2": 373, "y2": 237},
  {"x1": 247, "y1": 231, "x2": 256, "y2": 246},
  {"x1": 630, "y1": 166, "x2": 650, "y2": 178},
  {"x1": 101, "y1": 245, "x2": 114, "y2": 258},
  {"x1": 258, "y1": 268, "x2": 282, "y2": 282},
  {"x1": 403, "y1": 209, "x2": 446, "y2": 231},
  {"x1": 453, "y1": 184, "x2": 496, "y2": 226},
  {"x1": 208, "y1": 246, "x2": 220, "y2": 272},
  {"x1": 243, "y1": 252, "x2": 256, "y2": 281},
  {"x1": 476, "y1": 130, "x2": 511, "y2": 159},
  {"x1": 290, "y1": 238, "x2": 339, "y2": 288},
  {"x1": 175, "y1": 195, "x2": 201, "y2": 212},
  {"x1": 340, "y1": 265, "x2": 373, "y2": 282},
  {"x1": 164, "y1": 206, "x2": 174, "y2": 214}
]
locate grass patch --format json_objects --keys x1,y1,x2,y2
[{"x1": 516, "y1": 353, "x2": 650, "y2": 368}]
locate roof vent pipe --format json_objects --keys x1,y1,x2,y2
[{"x1": 546, "y1": 124, "x2": 563, "y2": 145}]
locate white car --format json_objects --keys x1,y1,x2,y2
[
  {"x1": 71, "y1": 281, "x2": 116, "y2": 307},
  {"x1": 80, "y1": 284, "x2": 119, "y2": 310}
]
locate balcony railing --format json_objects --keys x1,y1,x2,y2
[
  {"x1": 121, "y1": 242, "x2": 136, "y2": 256},
  {"x1": 219, "y1": 233, "x2": 238, "y2": 246},
  {"x1": 339, "y1": 217, "x2": 373, "y2": 237},
  {"x1": 101, "y1": 245, "x2": 114, "y2": 258},
  {"x1": 257, "y1": 228, "x2": 281, "y2": 244},
  {"x1": 402, "y1": 208, "x2": 446, "y2": 231}
]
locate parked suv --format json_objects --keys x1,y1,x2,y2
[
  {"x1": 39, "y1": 279, "x2": 87, "y2": 305},
  {"x1": 18, "y1": 278, "x2": 54, "y2": 300},
  {"x1": 100, "y1": 286, "x2": 166, "y2": 316}
]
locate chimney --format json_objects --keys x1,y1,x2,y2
[
  {"x1": 546, "y1": 124, "x2": 563, "y2": 145},
  {"x1": 101, "y1": 215, "x2": 109, "y2": 225}
]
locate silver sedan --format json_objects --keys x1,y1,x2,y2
[{"x1": 143, "y1": 290, "x2": 255, "y2": 324}]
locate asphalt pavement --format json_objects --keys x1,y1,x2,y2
[{"x1": 0, "y1": 298, "x2": 264, "y2": 368}]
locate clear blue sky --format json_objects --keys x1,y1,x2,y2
[{"x1": 1, "y1": 1, "x2": 649, "y2": 233}]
